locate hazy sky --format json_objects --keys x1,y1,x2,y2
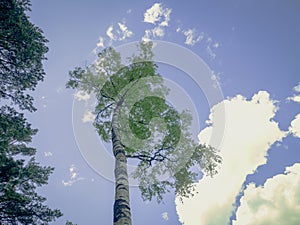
[{"x1": 27, "y1": 1, "x2": 300, "y2": 224}]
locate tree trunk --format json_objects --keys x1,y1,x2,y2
[{"x1": 112, "y1": 105, "x2": 132, "y2": 225}]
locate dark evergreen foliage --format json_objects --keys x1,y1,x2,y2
[
  {"x1": 0, "y1": 0, "x2": 63, "y2": 224},
  {"x1": 0, "y1": 0, "x2": 48, "y2": 112}
]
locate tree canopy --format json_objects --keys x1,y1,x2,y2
[
  {"x1": 0, "y1": 0, "x2": 48, "y2": 112},
  {"x1": 0, "y1": 106, "x2": 62, "y2": 224},
  {"x1": 0, "y1": 0, "x2": 63, "y2": 224},
  {"x1": 67, "y1": 42, "x2": 222, "y2": 206}
]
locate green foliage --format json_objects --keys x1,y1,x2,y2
[
  {"x1": 0, "y1": 0, "x2": 63, "y2": 223},
  {"x1": 0, "y1": 0, "x2": 48, "y2": 112},
  {"x1": 129, "y1": 96, "x2": 181, "y2": 143},
  {"x1": 67, "y1": 41, "x2": 222, "y2": 204},
  {"x1": 0, "y1": 106, "x2": 36, "y2": 156},
  {"x1": 131, "y1": 110, "x2": 222, "y2": 203},
  {"x1": 0, "y1": 107, "x2": 63, "y2": 224},
  {"x1": 67, "y1": 43, "x2": 161, "y2": 143}
]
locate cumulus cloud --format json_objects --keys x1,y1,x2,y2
[
  {"x1": 176, "y1": 91, "x2": 287, "y2": 225},
  {"x1": 161, "y1": 212, "x2": 169, "y2": 221},
  {"x1": 142, "y1": 3, "x2": 171, "y2": 42},
  {"x1": 233, "y1": 163, "x2": 300, "y2": 225},
  {"x1": 144, "y1": 3, "x2": 161, "y2": 24},
  {"x1": 289, "y1": 113, "x2": 300, "y2": 138},
  {"x1": 82, "y1": 111, "x2": 95, "y2": 123},
  {"x1": 288, "y1": 95, "x2": 300, "y2": 102},
  {"x1": 62, "y1": 164, "x2": 85, "y2": 187},
  {"x1": 287, "y1": 82, "x2": 300, "y2": 103},
  {"x1": 74, "y1": 90, "x2": 91, "y2": 101},
  {"x1": 143, "y1": 3, "x2": 171, "y2": 26}
]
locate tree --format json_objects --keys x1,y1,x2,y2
[
  {"x1": 67, "y1": 42, "x2": 221, "y2": 225},
  {"x1": 0, "y1": 0, "x2": 63, "y2": 224},
  {"x1": 0, "y1": 107, "x2": 62, "y2": 224},
  {"x1": 0, "y1": 0, "x2": 48, "y2": 112}
]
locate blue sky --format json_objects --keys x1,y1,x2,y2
[{"x1": 27, "y1": 1, "x2": 300, "y2": 224}]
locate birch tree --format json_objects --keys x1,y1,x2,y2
[{"x1": 67, "y1": 42, "x2": 221, "y2": 225}]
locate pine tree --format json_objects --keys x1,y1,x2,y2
[
  {"x1": 0, "y1": 107, "x2": 62, "y2": 224},
  {"x1": 0, "y1": 0, "x2": 63, "y2": 223}
]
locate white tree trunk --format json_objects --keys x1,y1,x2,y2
[{"x1": 112, "y1": 106, "x2": 132, "y2": 225}]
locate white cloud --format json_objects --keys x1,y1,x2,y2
[
  {"x1": 275, "y1": 142, "x2": 281, "y2": 147},
  {"x1": 143, "y1": 3, "x2": 171, "y2": 26},
  {"x1": 287, "y1": 95, "x2": 300, "y2": 103},
  {"x1": 286, "y1": 82, "x2": 300, "y2": 102},
  {"x1": 117, "y1": 22, "x2": 133, "y2": 41},
  {"x1": 211, "y1": 72, "x2": 219, "y2": 82},
  {"x1": 176, "y1": 91, "x2": 287, "y2": 225},
  {"x1": 106, "y1": 23, "x2": 133, "y2": 43},
  {"x1": 177, "y1": 27, "x2": 220, "y2": 58},
  {"x1": 211, "y1": 71, "x2": 221, "y2": 89},
  {"x1": 96, "y1": 36, "x2": 105, "y2": 48},
  {"x1": 142, "y1": 29, "x2": 152, "y2": 42},
  {"x1": 161, "y1": 212, "x2": 169, "y2": 221},
  {"x1": 205, "y1": 37, "x2": 220, "y2": 59},
  {"x1": 289, "y1": 113, "x2": 300, "y2": 138},
  {"x1": 142, "y1": 3, "x2": 171, "y2": 42},
  {"x1": 152, "y1": 26, "x2": 165, "y2": 37},
  {"x1": 293, "y1": 82, "x2": 300, "y2": 92},
  {"x1": 44, "y1": 151, "x2": 53, "y2": 157},
  {"x1": 82, "y1": 111, "x2": 95, "y2": 123},
  {"x1": 142, "y1": 26, "x2": 165, "y2": 42},
  {"x1": 106, "y1": 25, "x2": 116, "y2": 41},
  {"x1": 74, "y1": 90, "x2": 91, "y2": 101},
  {"x1": 233, "y1": 163, "x2": 300, "y2": 225},
  {"x1": 213, "y1": 42, "x2": 220, "y2": 48},
  {"x1": 159, "y1": 8, "x2": 171, "y2": 27},
  {"x1": 182, "y1": 29, "x2": 204, "y2": 46},
  {"x1": 126, "y1": 9, "x2": 132, "y2": 14},
  {"x1": 206, "y1": 46, "x2": 216, "y2": 59},
  {"x1": 62, "y1": 164, "x2": 85, "y2": 187},
  {"x1": 144, "y1": 3, "x2": 161, "y2": 24}
]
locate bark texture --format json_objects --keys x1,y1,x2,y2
[{"x1": 112, "y1": 105, "x2": 132, "y2": 225}]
